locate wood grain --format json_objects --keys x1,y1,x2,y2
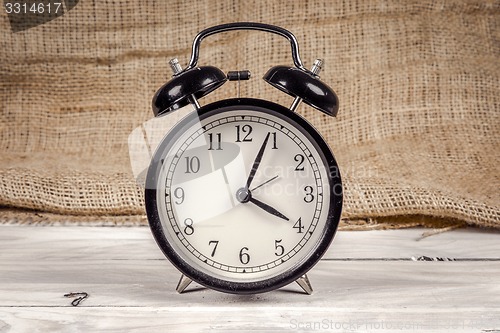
[
  {"x1": 1, "y1": 226, "x2": 499, "y2": 261},
  {"x1": 0, "y1": 226, "x2": 499, "y2": 333},
  {"x1": 1, "y1": 307, "x2": 499, "y2": 333}
]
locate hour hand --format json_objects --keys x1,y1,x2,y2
[{"x1": 249, "y1": 197, "x2": 289, "y2": 221}]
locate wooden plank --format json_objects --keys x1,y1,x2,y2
[
  {"x1": 1, "y1": 226, "x2": 499, "y2": 261},
  {"x1": 0, "y1": 260, "x2": 499, "y2": 308},
  {"x1": 1, "y1": 307, "x2": 499, "y2": 333},
  {"x1": 1, "y1": 260, "x2": 499, "y2": 332}
]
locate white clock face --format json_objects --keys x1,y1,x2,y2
[{"x1": 150, "y1": 103, "x2": 339, "y2": 288}]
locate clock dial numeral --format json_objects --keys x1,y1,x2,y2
[
  {"x1": 208, "y1": 240, "x2": 219, "y2": 257},
  {"x1": 304, "y1": 186, "x2": 315, "y2": 203},
  {"x1": 161, "y1": 111, "x2": 332, "y2": 276},
  {"x1": 293, "y1": 217, "x2": 304, "y2": 233},
  {"x1": 274, "y1": 239, "x2": 284, "y2": 256},
  {"x1": 208, "y1": 133, "x2": 222, "y2": 150},
  {"x1": 235, "y1": 125, "x2": 253, "y2": 142},
  {"x1": 184, "y1": 156, "x2": 200, "y2": 174},
  {"x1": 239, "y1": 247, "x2": 250, "y2": 264},
  {"x1": 173, "y1": 187, "x2": 185, "y2": 204},
  {"x1": 294, "y1": 153, "x2": 305, "y2": 171},
  {"x1": 270, "y1": 132, "x2": 278, "y2": 149},
  {"x1": 183, "y1": 218, "x2": 194, "y2": 235}
]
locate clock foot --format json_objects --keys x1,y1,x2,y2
[
  {"x1": 176, "y1": 274, "x2": 193, "y2": 294},
  {"x1": 295, "y1": 274, "x2": 313, "y2": 295}
]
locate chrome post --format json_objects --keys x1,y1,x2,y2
[
  {"x1": 289, "y1": 59, "x2": 324, "y2": 112},
  {"x1": 169, "y1": 58, "x2": 201, "y2": 110}
]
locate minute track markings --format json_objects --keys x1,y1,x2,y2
[
  {"x1": 165, "y1": 120, "x2": 322, "y2": 271},
  {"x1": 163, "y1": 114, "x2": 324, "y2": 272}
]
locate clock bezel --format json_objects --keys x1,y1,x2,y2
[{"x1": 145, "y1": 98, "x2": 342, "y2": 294}]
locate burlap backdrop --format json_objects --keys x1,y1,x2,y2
[{"x1": 0, "y1": 0, "x2": 498, "y2": 228}]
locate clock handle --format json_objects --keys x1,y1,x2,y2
[
  {"x1": 181, "y1": 22, "x2": 311, "y2": 74},
  {"x1": 152, "y1": 22, "x2": 338, "y2": 117}
]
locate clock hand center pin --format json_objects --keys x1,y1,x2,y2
[{"x1": 235, "y1": 186, "x2": 289, "y2": 221}]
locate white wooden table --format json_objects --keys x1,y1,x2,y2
[{"x1": 0, "y1": 226, "x2": 499, "y2": 332}]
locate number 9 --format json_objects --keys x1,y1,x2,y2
[{"x1": 173, "y1": 187, "x2": 184, "y2": 204}]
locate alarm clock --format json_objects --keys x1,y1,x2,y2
[{"x1": 145, "y1": 22, "x2": 342, "y2": 295}]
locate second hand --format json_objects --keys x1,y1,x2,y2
[{"x1": 250, "y1": 175, "x2": 279, "y2": 192}]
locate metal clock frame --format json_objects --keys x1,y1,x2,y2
[{"x1": 145, "y1": 98, "x2": 342, "y2": 295}]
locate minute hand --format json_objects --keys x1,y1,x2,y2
[{"x1": 245, "y1": 132, "x2": 270, "y2": 189}]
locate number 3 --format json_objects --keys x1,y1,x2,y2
[{"x1": 304, "y1": 186, "x2": 315, "y2": 203}]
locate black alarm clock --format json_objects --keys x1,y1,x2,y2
[{"x1": 145, "y1": 22, "x2": 342, "y2": 295}]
